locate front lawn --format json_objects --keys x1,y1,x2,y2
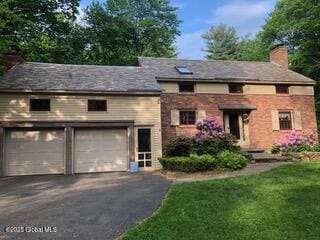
[{"x1": 123, "y1": 163, "x2": 320, "y2": 240}]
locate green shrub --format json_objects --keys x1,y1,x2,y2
[
  {"x1": 287, "y1": 144, "x2": 312, "y2": 153},
  {"x1": 270, "y1": 144, "x2": 280, "y2": 154},
  {"x1": 164, "y1": 137, "x2": 194, "y2": 157},
  {"x1": 193, "y1": 134, "x2": 237, "y2": 156},
  {"x1": 312, "y1": 144, "x2": 320, "y2": 152},
  {"x1": 217, "y1": 150, "x2": 248, "y2": 170},
  {"x1": 159, "y1": 154, "x2": 217, "y2": 172}
]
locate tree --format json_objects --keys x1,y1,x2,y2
[
  {"x1": 83, "y1": 0, "x2": 181, "y2": 65},
  {"x1": 259, "y1": 0, "x2": 320, "y2": 125},
  {"x1": 0, "y1": 0, "x2": 80, "y2": 73},
  {"x1": 236, "y1": 35, "x2": 270, "y2": 62},
  {"x1": 202, "y1": 24, "x2": 238, "y2": 60}
]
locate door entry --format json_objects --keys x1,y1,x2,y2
[
  {"x1": 224, "y1": 113, "x2": 250, "y2": 148},
  {"x1": 136, "y1": 128, "x2": 152, "y2": 168}
]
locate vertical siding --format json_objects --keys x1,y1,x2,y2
[{"x1": 0, "y1": 94, "x2": 162, "y2": 169}]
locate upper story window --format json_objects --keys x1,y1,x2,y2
[
  {"x1": 175, "y1": 66, "x2": 193, "y2": 74},
  {"x1": 30, "y1": 99, "x2": 50, "y2": 111},
  {"x1": 180, "y1": 111, "x2": 196, "y2": 125},
  {"x1": 279, "y1": 111, "x2": 292, "y2": 130},
  {"x1": 179, "y1": 82, "x2": 195, "y2": 93},
  {"x1": 229, "y1": 84, "x2": 243, "y2": 94},
  {"x1": 88, "y1": 99, "x2": 107, "y2": 111},
  {"x1": 276, "y1": 85, "x2": 289, "y2": 94}
]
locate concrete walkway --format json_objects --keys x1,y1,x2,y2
[{"x1": 175, "y1": 162, "x2": 291, "y2": 183}]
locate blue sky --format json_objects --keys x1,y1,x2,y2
[{"x1": 79, "y1": 0, "x2": 277, "y2": 59}]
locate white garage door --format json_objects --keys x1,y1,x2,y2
[
  {"x1": 74, "y1": 129, "x2": 128, "y2": 173},
  {"x1": 4, "y1": 129, "x2": 65, "y2": 176}
]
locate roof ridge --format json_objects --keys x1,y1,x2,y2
[
  {"x1": 25, "y1": 61, "x2": 142, "y2": 69},
  {"x1": 138, "y1": 57, "x2": 271, "y2": 64}
]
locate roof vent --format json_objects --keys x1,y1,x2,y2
[{"x1": 175, "y1": 66, "x2": 193, "y2": 74}]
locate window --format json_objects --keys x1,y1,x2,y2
[
  {"x1": 88, "y1": 100, "x2": 107, "y2": 111},
  {"x1": 276, "y1": 85, "x2": 289, "y2": 94},
  {"x1": 279, "y1": 111, "x2": 292, "y2": 130},
  {"x1": 30, "y1": 99, "x2": 50, "y2": 111},
  {"x1": 179, "y1": 82, "x2": 195, "y2": 93},
  {"x1": 175, "y1": 66, "x2": 193, "y2": 74},
  {"x1": 137, "y1": 128, "x2": 152, "y2": 168},
  {"x1": 180, "y1": 111, "x2": 196, "y2": 125},
  {"x1": 229, "y1": 84, "x2": 243, "y2": 93}
]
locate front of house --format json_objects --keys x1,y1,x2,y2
[
  {"x1": 0, "y1": 45, "x2": 317, "y2": 176},
  {"x1": 138, "y1": 46, "x2": 317, "y2": 150}
]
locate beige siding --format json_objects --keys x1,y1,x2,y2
[
  {"x1": 196, "y1": 83, "x2": 229, "y2": 94},
  {"x1": 243, "y1": 85, "x2": 275, "y2": 95},
  {"x1": 0, "y1": 94, "x2": 162, "y2": 169},
  {"x1": 159, "y1": 82, "x2": 178, "y2": 93},
  {"x1": 289, "y1": 86, "x2": 314, "y2": 96}
]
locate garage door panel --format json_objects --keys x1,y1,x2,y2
[
  {"x1": 74, "y1": 129, "x2": 128, "y2": 173},
  {"x1": 75, "y1": 163, "x2": 125, "y2": 173},
  {"x1": 76, "y1": 130, "x2": 126, "y2": 140},
  {"x1": 5, "y1": 129, "x2": 64, "y2": 176},
  {"x1": 6, "y1": 131, "x2": 64, "y2": 142},
  {"x1": 74, "y1": 143, "x2": 126, "y2": 152},
  {"x1": 75, "y1": 152, "x2": 126, "y2": 163},
  {"x1": 6, "y1": 141, "x2": 63, "y2": 153},
  {"x1": 6, "y1": 164, "x2": 63, "y2": 176}
]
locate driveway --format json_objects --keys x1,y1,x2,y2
[{"x1": 0, "y1": 172, "x2": 171, "y2": 240}]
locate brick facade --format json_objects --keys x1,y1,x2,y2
[{"x1": 161, "y1": 93, "x2": 317, "y2": 150}]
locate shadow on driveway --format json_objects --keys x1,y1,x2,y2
[{"x1": 0, "y1": 172, "x2": 171, "y2": 240}]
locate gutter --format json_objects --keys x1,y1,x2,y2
[
  {"x1": 0, "y1": 89, "x2": 161, "y2": 96},
  {"x1": 156, "y1": 77, "x2": 316, "y2": 86}
]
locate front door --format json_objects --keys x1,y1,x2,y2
[
  {"x1": 224, "y1": 113, "x2": 250, "y2": 148},
  {"x1": 136, "y1": 128, "x2": 152, "y2": 169}
]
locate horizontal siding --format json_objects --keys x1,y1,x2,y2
[{"x1": 0, "y1": 94, "x2": 162, "y2": 169}]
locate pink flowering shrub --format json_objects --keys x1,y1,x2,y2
[
  {"x1": 195, "y1": 118, "x2": 226, "y2": 140},
  {"x1": 275, "y1": 131, "x2": 317, "y2": 152}
]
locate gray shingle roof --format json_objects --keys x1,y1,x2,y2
[
  {"x1": 0, "y1": 62, "x2": 161, "y2": 92},
  {"x1": 139, "y1": 57, "x2": 316, "y2": 85},
  {"x1": 0, "y1": 57, "x2": 315, "y2": 93}
]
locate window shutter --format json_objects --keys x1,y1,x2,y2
[
  {"x1": 271, "y1": 111, "x2": 280, "y2": 130},
  {"x1": 197, "y1": 110, "x2": 206, "y2": 122},
  {"x1": 171, "y1": 110, "x2": 179, "y2": 126},
  {"x1": 294, "y1": 111, "x2": 302, "y2": 130}
]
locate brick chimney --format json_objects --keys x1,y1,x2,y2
[
  {"x1": 3, "y1": 45, "x2": 25, "y2": 72},
  {"x1": 269, "y1": 44, "x2": 288, "y2": 70}
]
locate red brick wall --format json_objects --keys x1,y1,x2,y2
[{"x1": 161, "y1": 93, "x2": 317, "y2": 150}]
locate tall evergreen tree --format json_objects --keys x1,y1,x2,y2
[{"x1": 202, "y1": 24, "x2": 238, "y2": 60}]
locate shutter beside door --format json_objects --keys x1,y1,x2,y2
[
  {"x1": 271, "y1": 111, "x2": 280, "y2": 130},
  {"x1": 294, "y1": 111, "x2": 302, "y2": 130},
  {"x1": 171, "y1": 110, "x2": 179, "y2": 126}
]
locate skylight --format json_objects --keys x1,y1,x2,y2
[{"x1": 175, "y1": 66, "x2": 193, "y2": 74}]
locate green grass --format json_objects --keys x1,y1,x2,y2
[{"x1": 123, "y1": 163, "x2": 320, "y2": 240}]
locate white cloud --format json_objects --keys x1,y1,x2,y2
[
  {"x1": 176, "y1": 30, "x2": 206, "y2": 59},
  {"x1": 206, "y1": 0, "x2": 275, "y2": 36}
]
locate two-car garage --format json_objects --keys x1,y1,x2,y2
[{"x1": 2, "y1": 124, "x2": 131, "y2": 176}]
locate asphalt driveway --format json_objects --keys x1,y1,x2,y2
[{"x1": 0, "y1": 172, "x2": 171, "y2": 240}]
